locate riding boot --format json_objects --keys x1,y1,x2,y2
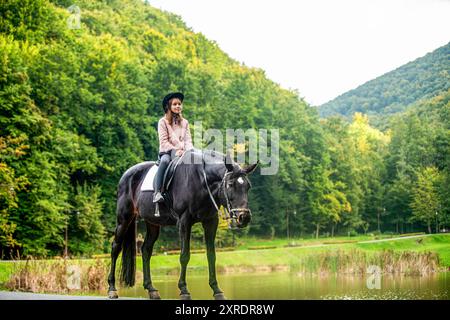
[{"x1": 153, "y1": 152, "x2": 172, "y2": 203}]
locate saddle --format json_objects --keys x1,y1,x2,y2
[
  {"x1": 140, "y1": 155, "x2": 182, "y2": 193},
  {"x1": 139, "y1": 153, "x2": 186, "y2": 219}
]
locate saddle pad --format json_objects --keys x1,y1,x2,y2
[{"x1": 140, "y1": 165, "x2": 158, "y2": 191}]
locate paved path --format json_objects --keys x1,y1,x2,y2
[
  {"x1": 357, "y1": 234, "x2": 431, "y2": 244},
  {"x1": 0, "y1": 291, "x2": 144, "y2": 300},
  {"x1": 280, "y1": 234, "x2": 431, "y2": 251}
]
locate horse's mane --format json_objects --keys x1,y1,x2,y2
[
  {"x1": 185, "y1": 148, "x2": 226, "y2": 165},
  {"x1": 182, "y1": 148, "x2": 229, "y2": 181},
  {"x1": 202, "y1": 148, "x2": 226, "y2": 162}
]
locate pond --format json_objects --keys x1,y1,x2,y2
[{"x1": 109, "y1": 271, "x2": 450, "y2": 300}]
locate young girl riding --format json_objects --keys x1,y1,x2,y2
[{"x1": 153, "y1": 92, "x2": 193, "y2": 203}]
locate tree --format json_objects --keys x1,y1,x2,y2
[
  {"x1": 68, "y1": 184, "x2": 106, "y2": 256},
  {"x1": 410, "y1": 167, "x2": 441, "y2": 233},
  {"x1": 0, "y1": 136, "x2": 28, "y2": 258}
]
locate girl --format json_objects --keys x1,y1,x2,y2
[{"x1": 153, "y1": 92, "x2": 193, "y2": 203}]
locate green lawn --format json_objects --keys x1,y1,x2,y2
[
  {"x1": 232, "y1": 234, "x2": 391, "y2": 250},
  {"x1": 0, "y1": 262, "x2": 15, "y2": 285},
  {"x1": 355, "y1": 234, "x2": 450, "y2": 267}
]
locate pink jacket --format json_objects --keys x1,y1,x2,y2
[{"x1": 158, "y1": 117, "x2": 194, "y2": 153}]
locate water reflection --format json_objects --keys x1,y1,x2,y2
[{"x1": 114, "y1": 271, "x2": 450, "y2": 300}]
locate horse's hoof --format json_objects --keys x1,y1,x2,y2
[
  {"x1": 148, "y1": 290, "x2": 161, "y2": 300},
  {"x1": 180, "y1": 293, "x2": 192, "y2": 300},
  {"x1": 108, "y1": 290, "x2": 119, "y2": 299},
  {"x1": 214, "y1": 293, "x2": 227, "y2": 300}
]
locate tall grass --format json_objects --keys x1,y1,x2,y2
[
  {"x1": 5, "y1": 258, "x2": 109, "y2": 293},
  {"x1": 295, "y1": 249, "x2": 440, "y2": 275}
]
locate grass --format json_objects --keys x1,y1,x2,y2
[
  {"x1": 356, "y1": 234, "x2": 450, "y2": 267},
  {"x1": 1, "y1": 258, "x2": 108, "y2": 293},
  {"x1": 228, "y1": 233, "x2": 422, "y2": 250},
  {"x1": 232, "y1": 235, "x2": 379, "y2": 250},
  {"x1": 0, "y1": 262, "x2": 15, "y2": 285}
]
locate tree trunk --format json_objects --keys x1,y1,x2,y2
[
  {"x1": 315, "y1": 224, "x2": 320, "y2": 239},
  {"x1": 428, "y1": 222, "x2": 431, "y2": 234},
  {"x1": 331, "y1": 224, "x2": 335, "y2": 238},
  {"x1": 377, "y1": 212, "x2": 380, "y2": 233},
  {"x1": 436, "y1": 216, "x2": 439, "y2": 234}
]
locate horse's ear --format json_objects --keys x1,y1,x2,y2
[
  {"x1": 243, "y1": 161, "x2": 259, "y2": 175},
  {"x1": 225, "y1": 152, "x2": 234, "y2": 172}
]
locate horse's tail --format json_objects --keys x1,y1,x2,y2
[
  {"x1": 119, "y1": 215, "x2": 136, "y2": 287},
  {"x1": 116, "y1": 162, "x2": 152, "y2": 288}
]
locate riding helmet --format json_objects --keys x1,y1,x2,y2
[{"x1": 162, "y1": 92, "x2": 184, "y2": 113}]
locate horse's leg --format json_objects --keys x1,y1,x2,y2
[
  {"x1": 142, "y1": 222, "x2": 161, "y2": 299},
  {"x1": 107, "y1": 220, "x2": 128, "y2": 298},
  {"x1": 178, "y1": 217, "x2": 192, "y2": 299},
  {"x1": 202, "y1": 217, "x2": 226, "y2": 300},
  {"x1": 108, "y1": 194, "x2": 135, "y2": 299}
]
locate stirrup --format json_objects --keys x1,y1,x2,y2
[
  {"x1": 154, "y1": 203, "x2": 160, "y2": 217},
  {"x1": 153, "y1": 192, "x2": 164, "y2": 203}
]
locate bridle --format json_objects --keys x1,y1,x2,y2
[{"x1": 201, "y1": 153, "x2": 251, "y2": 228}]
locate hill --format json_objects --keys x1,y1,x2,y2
[{"x1": 318, "y1": 42, "x2": 450, "y2": 119}]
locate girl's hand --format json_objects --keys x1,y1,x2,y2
[{"x1": 176, "y1": 149, "x2": 184, "y2": 157}]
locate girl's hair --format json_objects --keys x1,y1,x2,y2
[{"x1": 165, "y1": 97, "x2": 184, "y2": 125}]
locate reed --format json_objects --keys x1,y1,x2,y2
[
  {"x1": 5, "y1": 257, "x2": 109, "y2": 293},
  {"x1": 295, "y1": 249, "x2": 441, "y2": 275}
]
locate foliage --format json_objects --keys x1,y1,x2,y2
[{"x1": 0, "y1": 0, "x2": 448, "y2": 258}]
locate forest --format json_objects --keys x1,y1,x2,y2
[{"x1": 1, "y1": 0, "x2": 449, "y2": 258}]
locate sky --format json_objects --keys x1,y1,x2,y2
[{"x1": 148, "y1": 0, "x2": 450, "y2": 106}]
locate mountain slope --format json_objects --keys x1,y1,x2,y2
[{"x1": 318, "y1": 42, "x2": 450, "y2": 119}]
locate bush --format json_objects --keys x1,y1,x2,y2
[{"x1": 348, "y1": 230, "x2": 358, "y2": 237}]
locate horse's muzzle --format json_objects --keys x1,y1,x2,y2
[{"x1": 235, "y1": 209, "x2": 252, "y2": 228}]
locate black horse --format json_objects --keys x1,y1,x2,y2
[{"x1": 107, "y1": 149, "x2": 258, "y2": 300}]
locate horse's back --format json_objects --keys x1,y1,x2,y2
[
  {"x1": 117, "y1": 161, "x2": 155, "y2": 196},
  {"x1": 119, "y1": 161, "x2": 155, "y2": 182}
]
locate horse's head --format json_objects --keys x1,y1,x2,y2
[{"x1": 222, "y1": 153, "x2": 258, "y2": 228}]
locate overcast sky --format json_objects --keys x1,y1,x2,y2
[{"x1": 148, "y1": 0, "x2": 450, "y2": 106}]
